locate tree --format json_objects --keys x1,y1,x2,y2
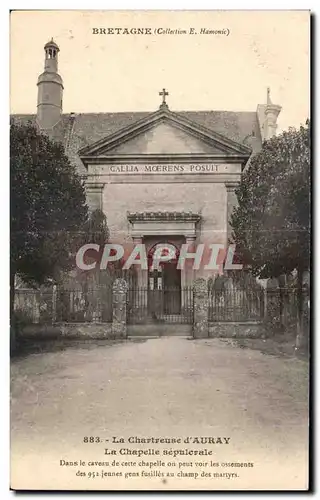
[
  {"x1": 231, "y1": 121, "x2": 310, "y2": 347},
  {"x1": 77, "y1": 208, "x2": 110, "y2": 279},
  {"x1": 83, "y1": 208, "x2": 109, "y2": 246},
  {"x1": 10, "y1": 121, "x2": 88, "y2": 325}
]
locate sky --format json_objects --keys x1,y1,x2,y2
[{"x1": 10, "y1": 10, "x2": 310, "y2": 132}]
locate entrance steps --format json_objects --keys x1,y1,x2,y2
[{"x1": 127, "y1": 323, "x2": 192, "y2": 338}]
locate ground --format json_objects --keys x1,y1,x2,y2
[{"x1": 10, "y1": 336, "x2": 309, "y2": 491}]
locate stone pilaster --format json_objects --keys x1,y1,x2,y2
[
  {"x1": 185, "y1": 236, "x2": 196, "y2": 250},
  {"x1": 112, "y1": 278, "x2": 128, "y2": 339},
  {"x1": 184, "y1": 236, "x2": 196, "y2": 287},
  {"x1": 85, "y1": 182, "x2": 105, "y2": 212},
  {"x1": 225, "y1": 182, "x2": 239, "y2": 244},
  {"x1": 132, "y1": 236, "x2": 147, "y2": 287},
  {"x1": 193, "y1": 278, "x2": 209, "y2": 338}
]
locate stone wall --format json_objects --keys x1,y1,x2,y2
[
  {"x1": 20, "y1": 319, "x2": 263, "y2": 341},
  {"x1": 21, "y1": 323, "x2": 113, "y2": 339},
  {"x1": 209, "y1": 322, "x2": 262, "y2": 339}
]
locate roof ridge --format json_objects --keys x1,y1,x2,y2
[
  {"x1": 59, "y1": 109, "x2": 256, "y2": 116},
  {"x1": 12, "y1": 109, "x2": 257, "y2": 118}
]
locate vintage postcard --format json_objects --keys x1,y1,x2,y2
[{"x1": 10, "y1": 10, "x2": 310, "y2": 491}]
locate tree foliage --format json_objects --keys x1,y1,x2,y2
[
  {"x1": 231, "y1": 121, "x2": 310, "y2": 280},
  {"x1": 83, "y1": 209, "x2": 109, "y2": 246},
  {"x1": 11, "y1": 121, "x2": 88, "y2": 286},
  {"x1": 78, "y1": 208, "x2": 110, "y2": 271}
]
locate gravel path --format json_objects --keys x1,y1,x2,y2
[{"x1": 10, "y1": 337, "x2": 309, "y2": 490}]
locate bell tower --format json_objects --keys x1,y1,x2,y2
[
  {"x1": 256, "y1": 87, "x2": 282, "y2": 142},
  {"x1": 37, "y1": 39, "x2": 63, "y2": 129}
]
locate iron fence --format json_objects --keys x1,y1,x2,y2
[
  {"x1": 208, "y1": 288, "x2": 264, "y2": 322},
  {"x1": 14, "y1": 288, "x2": 53, "y2": 324},
  {"x1": 56, "y1": 286, "x2": 113, "y2": 323},
  {"x1": 127, "y1": 286, "x2": 194, "y2": 324}
]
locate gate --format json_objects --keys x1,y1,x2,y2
[{"x1": 127, "y1": 286, "x2": 193, "y2": 324}]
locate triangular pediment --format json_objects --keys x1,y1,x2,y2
[
  {"x1": 79, "y1": 107, "x2": 251, "y2": 163},
  {"x1": 106, "y1": 122, "x2": 226, "y2": 155}
]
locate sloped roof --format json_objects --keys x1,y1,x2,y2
[
  {"x1": 44, "y1": 39, "x2": 60, "y2": 50},
  {"x1": 11, "y1": 109, "x2": 262, "y2": 175}
]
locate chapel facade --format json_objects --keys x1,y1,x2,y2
[{"x1": 13, "y1": 39, "x2": 282, "y2": 292}]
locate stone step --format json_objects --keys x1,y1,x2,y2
[{"x1": 127, "y1": 323, "x2": 192, "y2": 337}]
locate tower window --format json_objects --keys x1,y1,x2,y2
[{"x1": 46, "y1": 48, "x2": 56, "y2": 59}]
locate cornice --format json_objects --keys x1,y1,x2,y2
[{"x1": 127, "y1": 211, "x2": 201, "y2": 223}]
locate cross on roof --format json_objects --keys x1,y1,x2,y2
[{"x1": 159, "y1": 88, "x2": 169, "y2": 107}]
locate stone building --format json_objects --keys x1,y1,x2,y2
[{"x1": 12, "y1": 39, "x2": 282, "y2": 294}]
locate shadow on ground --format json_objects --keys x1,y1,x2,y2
[
  {"x1": 12, "y1": 336, "x2": 146, "y2": 359},
  {"x1": 12, "y1": 333, "x2": 309, "y2": 361},
  {"x1": 218, "y1": 336, "x2": 309, "y2": 360}
]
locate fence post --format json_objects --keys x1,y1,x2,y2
[
  {"x1": 52, "y1": 284, "x2": 57, "y2": 324},
  {"x1": 112, "y1": 278, "x2": 128, "y2": 339},
  {"x1": 193, "y1": 278, "x2": 209, "y2": 338},
  {"x1": 265, "y1": 278, "x2": 281, "y2": 331},
  {"x1": 35, "y1": 291, "x2": 40, "y2": 324},
  {"x1": 95, "y1": 287, "x2": 102, "y2": 322},
  {"x1": 301, "y1": 287, "x2": 310, "y2": 344}
]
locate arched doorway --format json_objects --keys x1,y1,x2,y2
[{"x1": 147, "y1": 242, "x2": 181, "y2": 316}]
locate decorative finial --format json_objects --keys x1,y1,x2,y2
[
  {"x1": 159, "y1": 88, "x2": 169, "y2": 108},
  {"x1": 267, "y1": 87, "x2": 272, "y2": 105}
]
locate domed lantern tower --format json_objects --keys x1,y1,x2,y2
[{"x1": 37, "y1": 39, "x2": 64, "y2": 129}]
